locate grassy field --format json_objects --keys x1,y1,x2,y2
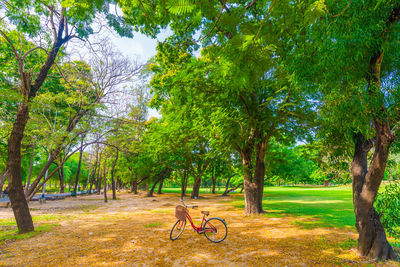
[{"x1": 255, "y1": 186, "x2": 353, "y2": 228}]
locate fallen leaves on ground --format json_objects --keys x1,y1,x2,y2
[{"x1": 0, "y1": 193, "x2": 399, "y2": 266}]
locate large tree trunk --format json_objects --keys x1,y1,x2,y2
[
  {"x1": 191, "y1": 176, "x2": 201, "y2": 199},
  {"x1": 7, "y1": 103, "x2": 34, "y2": 233},
  {"x1": 110, "y1": 150, "x2": 118, "y2": 200},
  {"x1": 351, "y1": 132, "x2": 396, "y2": 260},
  {"x1": 0, "y1": 168, "x2": 9, "y2": 193},
  {"x1": 241, "y1": 139, "x2": 266, "y2": 214},
  {"x1": 348, "y1": 44, "x2": 398, "y2": 260}
]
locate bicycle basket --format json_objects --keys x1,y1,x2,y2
[{"x1": 175, "y1": 205, "x2": 188, "y2": 221}]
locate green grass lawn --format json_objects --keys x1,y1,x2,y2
[
  {"x1": 261, "y1": 186, "x2": 355, "y2": 229},
  {"x1": 225, "y1": 185, "x2": 399, "y2": 248},
  {"x1": 164, "y1": 185, "x2": 355, "y2": 228},
  {"x1": 230, "y1": 186, "x2": 355, "y2": 228}
]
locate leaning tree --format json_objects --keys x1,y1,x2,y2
[{"x1": 291, "y1": 0, "x2": 400, "y2": 260}]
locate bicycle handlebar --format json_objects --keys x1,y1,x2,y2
[{"x1": 180, "y1": 198, "x2": 198, "y2": 209}]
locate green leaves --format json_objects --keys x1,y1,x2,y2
[
  {"x1": 375, "y1": 181, "x2": 400, "y2": 240},
  {"x1": 304, "y1": 0, "x2": 325, "y2": 24},
  {"x1": 167, "y1": 0, "x2": 195, "y2": 15}
]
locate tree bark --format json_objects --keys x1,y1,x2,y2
[
  {"x1": 181, "y1": 171, "x2": 188, "y2": 198},
  {"x1": 58, "y1": 163, "x2": 65, "y2": 193},
  {"x1": 349, "y1": 45, "x2": 398, "y2": 260},
  {"x1": 103, "y1": 161, "x2": 108, "y2": 203},
  {"x1": 157, "y1": 176, "x2": 164, "y2": 194},
  {"x1": 191, "y1": 175, "x2": 202, "y2": 199},
  {"x1": 222, "y1": 175, "x2": 238, "y2": 196},
  {"x1": 110, "y1": 150, "x2": 119, "y2": 200},
  {"x1": 240, "y1": 138, "x2": 266, "y2": 214},
  {"x1": 0, "y1": 168, "x2": 9, "y2": 193},
  {"x1": 24, "y1": 144, "x2": 34, "y2": 191},
  {"x1": 132, "y1": 176, "x2": 138, "y2": 194},
  {"x1": 148, "y1": 170, "x2": 167, "y2": 197},
  {"x1": 89, "y1": 150, "x2": 99, "y2": 194},
  {"x1": 96, "y1": 152, "x2": 103, "y2": 195},
  {"x1": 351, "y1": 132, "x2": 397, "y2": 260},
  {"x1": 7, "y1": 103, "x2": 34, "y2": 233},
  {"x1": 3, "y1": 7, "x2": 70, "y2": 233},
  {"x1": 73, "y1": 140, "x2": 84, "y2": 194},
  {"x1": 147, "y1": 177, "x2": 161, "y2": 197},
  {"x1": 24, "y1": 146, "x2": 62, "y2": 197},
  {"x1": 191, "y1": 162, "x2": 209, "y2": 199},
  {"x1": 211, "y1": 166, "x2": 216, "y2": 194},
  {"x1": 224, "y1": 182, "x2": 244, "y2": 196},
  {"x1": 323, "y1": 175, "x2": 334, "y2": 187}
]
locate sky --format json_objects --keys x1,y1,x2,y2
[
  {"x1": 109, "y1": 29, "x2": 197, "y2": 119},
  {"x1": 106, "y1": 32, "x2": 167, "y2": 119},
  {"x1": 66, "y1": 23, "x2": 171, "y2": 119}
]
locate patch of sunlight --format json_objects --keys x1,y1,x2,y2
[
  {"x1": 148, "y1": 209, "x2": 170, "y2": 213},
  {"x1": 193, "y1": 253, "x2": 211, "y2": 260},
  {"x1": 333, "y1": 249, "x2": 360, "y2": 262},
  {"x1": 121, "y1": 240, "x2": 143, "y2": 252},
  {"x1": 92, "y1": 237, "x2": 113, "y2": 242}
]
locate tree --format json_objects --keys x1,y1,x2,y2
[
  {"x1": 149, "y1": 36, "x2": 314, "y2": 212},
  {"x1": 0, "y1": 0, "x2": 136, "y2": 232},
  {"x1": 292, "y1": 0, "x2": 400, "y2": 260}
]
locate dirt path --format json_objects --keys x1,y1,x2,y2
[{"x1": 0, "y1": 193, "x2": 398, "y2": 266}]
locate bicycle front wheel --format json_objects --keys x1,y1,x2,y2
[
  {"x1": 170, "y1": 220, "x2": 186, "y2": 241},
  {"x1": 203, "y1": 217, "x2": 228, "y2": 243}
]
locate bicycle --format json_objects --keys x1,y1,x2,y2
[{"x1": 170, "y1": 198, "x2": 228, "y2": 243}]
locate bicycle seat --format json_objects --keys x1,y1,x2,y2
[{"x1": 201, "y1": 211, "x2": 210, "y2": 216}]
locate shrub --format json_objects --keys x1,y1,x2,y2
[{"x1": 375, "y1": 181, "x2": 400, "y2": 240}]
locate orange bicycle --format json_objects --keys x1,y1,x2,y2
[{"x1": 170, "y1": 198, "x2": 228, "y2": 243}]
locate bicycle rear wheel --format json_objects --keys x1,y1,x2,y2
[
  {"x1": 203, "y1": 217, "x2": 228, "y2": 243},
  {"x1": 170, "y1": 220, "x2": 186, "y2": 241}
]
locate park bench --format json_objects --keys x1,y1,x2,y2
[{"x1": 0, "y1": 201, "x2": 10, "y2": 208}]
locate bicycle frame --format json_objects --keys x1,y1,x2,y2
[
  {"x1": 185, "y1": 212, "x2": 207, "y2": 233},
  {"x1": 177, "y1": 198, "x2": 217, "y2": 235}
]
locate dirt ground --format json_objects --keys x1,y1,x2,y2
[{"x1": 0, "y1": 192, "x2": 399, "y2": 266}]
